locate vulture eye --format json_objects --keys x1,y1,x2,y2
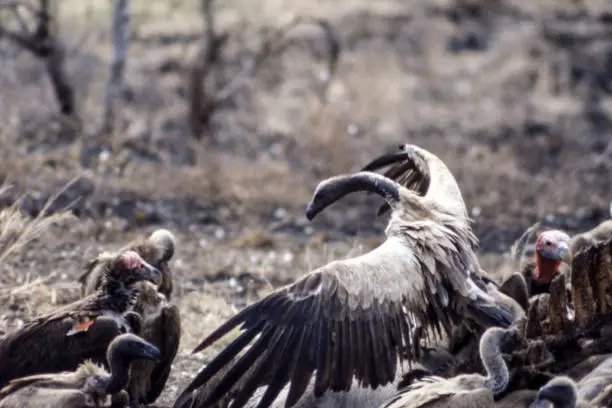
[{"x1": 545, "y1": 240, "x2": 552, "y2": 246}]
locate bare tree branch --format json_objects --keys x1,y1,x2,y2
[
  {"x1": 101, "y1": 0, "x2": 130, "y2": 135},
  {"x1": 188, "y1": 8, "x2": 342, "y2": 141},
  {"x1": 0, "y1": 0, "x2": 78, "y2": 121},
  {"x1": 188, "y1": 0, "x2": 225, "y2": 142}
]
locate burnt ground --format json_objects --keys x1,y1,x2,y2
[{"x1": 0, "y1": 0, "x2": 612, "y2": 406}]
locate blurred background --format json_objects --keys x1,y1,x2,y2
[{"x1": 0, "y1": 0, "x2": 611, "y2": 404}]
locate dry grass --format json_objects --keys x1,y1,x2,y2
[{"x1": 0, "y1": 184, "x2": 74, "y2": 266}]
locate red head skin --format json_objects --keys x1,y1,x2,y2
[
  {"x1": 533, "y1": 230, "x2": 572, "y2": 284},
  {"x1": 119, "y1": 250, "x2": 147, "y2": 270}
]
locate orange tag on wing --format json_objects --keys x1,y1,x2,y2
[{"x1": 66, "y1": 316, "x2": 95, "y2": 336}]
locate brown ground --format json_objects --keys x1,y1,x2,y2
[{"x1": 0, "y1": 0, "x2": 611, "y2": 406}]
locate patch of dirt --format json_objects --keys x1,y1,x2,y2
[{"x1": 0, "y1": 0, "x2": 611, "y2": 406}]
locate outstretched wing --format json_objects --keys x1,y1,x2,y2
[
  {"x1": 362, "y1": 144, "x2": 468, "y2": 222},
  {"x1": 175, "y1": 237, "x2": 458, "y2": 408},
  {"x1": 361, "y1": 145, "x2": 430, "y2": 216}
]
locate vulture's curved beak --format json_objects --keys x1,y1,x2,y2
[
  {"x1": 305, "y1": 201, "x2": 319, "y2": 221},
  {"x1": 141, "y1": 260, "x2": 163, "y2": 285},
  {"x1": 556, "y1": 242, "x2": 572, "y2": 265},
  {"x1": 139, "y1": 342, "x2": 162, "y2": 361}
]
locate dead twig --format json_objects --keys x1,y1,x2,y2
[
  {"x1": 0, "y1": 176, "x2": 82, "y2": 265},
  {"x1": 0, "y1": 0, "x2": 79, "y2": 124},
  {"x1": 101, "y1": 0, "x2": 130, "y2": 135},
  {"x1": 188, "y1": 3, "x2": 342, "y2": 141}
]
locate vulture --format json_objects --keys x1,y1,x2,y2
[
  {"x1": 500, "y1": 229, "x2": 572, "y2": 298},
  {"x1": 174, "y1": 144, "x2": 521, "y2": 408},
  {"x1": 127, "y1": 281, "x2": 180, "y2": 405},
  {"x1": 380, "y1": 327, "x2": 520, "y2": 408},
  {"x1": 0, "y1": 250, "x2": 161, "y2": 389},
  {"x1": 528, "y1": 376, "x2": 612, "y2": 408},
  {"x1": 78, "y1": 229, "x2": 180, "y2": 406},
  {"x1": 0, "y1": 333, "x2": 160, "y2": 408},
  {"x1": 79, "y1": 228, "x2": 176, "y2": 300}
]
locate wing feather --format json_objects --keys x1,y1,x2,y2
[{"x1": 177, "y1": 237, "x2": 458, "y2": 408}]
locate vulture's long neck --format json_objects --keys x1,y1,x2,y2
[
  {"x1": 103, "y1": 346, "x2": 131, "y2": 395},
  {"x1": 480, "y1": 330, "x2": 509, "y2": 395}
]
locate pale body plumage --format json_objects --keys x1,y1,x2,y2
[{"x1": 174, "y1": 145, "x2": 522, "y2": 408}]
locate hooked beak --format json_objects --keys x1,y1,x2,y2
[
  {"x1": 140, "y1": 342, "x2": 162, "y2": 361},
  {"x1": 305, "y1": 201, "x2": 319, "y2": 221},
  {"x1": 556, "y1": 242, "x2": 572, "y2": 265},
  {"x1": 141, "y1": 260, "x2": 162, "y2": 285}
]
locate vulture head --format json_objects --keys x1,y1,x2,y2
[
  {"x1": 533, "y1": 230, "x2": 572, "y2": 284},
  {"x1": 104, "y1": 333, "x2": 161, "y2": 395},
  {"x1": 148, "y1": 229, "x2": 176, "y2": 263},
  {"x1": 529, "y1": 376, "x2": 577, "y2": 408},
  {"x1": 103, "y1": 250, "x2": 162, "y2": 288},
  {"x1": 306, "y1": 171, "x2": 403, "y2": 221}
]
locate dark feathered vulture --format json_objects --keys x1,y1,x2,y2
[
  {"x1": 173, "y1": 144, "x2": 522, "y2": 408},
  {"x1": 127, "y1": 281, "x2": 181, "y2": 405},
  {"x1": 79, "y1": 229, "x2": 176, "y2": 300},
  {"x1": 0, "y1": 333, "x2": 160, "y2": 408},
  {"x1": 78, "y1": 229, "x2": 180, "y2": 406},
  {"x1": 0, "y1": 250, "x2": 161, "y2": 389}
]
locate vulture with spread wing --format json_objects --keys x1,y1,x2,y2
[
  {"x1": 173, "y1": 144, "x2": 522, "y2": 408},
  {"x1": 0, "y1": 250, "x2": 161, "y2": 389},
  {"x1": 78, "y1": 229, "x2": 181, "y2": 406}
]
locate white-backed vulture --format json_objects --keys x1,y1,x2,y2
[
  {"x1": 530, "y1": 372, "x2": 612, "y2": 408},
  {"x1": 0, "y1": 250, "x2": 161, "y2": 389},
  {"x1": 173, "y1": 145, "x2": 522, "y2": 408},
  {"x1": 380, "y1": 327, "x2": 519, "y2": 408},
  {"x1": 78, "y1": 229, "x2": 181, "y2": 405},
  {"x1": 360, "y1": 144, "x2": 525, "y2": 367},
  {"x1": 0, "y1": 333, "x2": 160, "y2": 408}
]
